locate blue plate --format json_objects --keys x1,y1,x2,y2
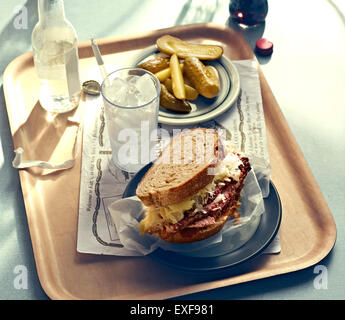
[{"x1": 123, "y1": 162, "x2": 282, "y2": 273}]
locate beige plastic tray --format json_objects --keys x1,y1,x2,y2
[{"x1": 3, "y1": 23, "x2": 336, "y2": 299}]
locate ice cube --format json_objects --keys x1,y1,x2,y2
[
  {"x1": 105, "y1": 77, "x2": 128, "y2": 106},
  {"x1": 125, "y1": 75, "x2": 140, "y2": 107},
  {"x1": 126, "y1": 90, "x2": 139, "y2": 107},
  {"x1": 126, "y1": 74, "x2": 140, "y2": 87},
  {"x1": 135, "y1": 73, "x2": 158, "y2": 105}
]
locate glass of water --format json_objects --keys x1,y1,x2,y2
[{"x1": 101, "y1": 68, "x2": 161, "y2": 173}]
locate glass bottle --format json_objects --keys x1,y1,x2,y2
[
  {"x1": 32, "y1": 0, "x2": 81, "y2": 113},
  {"x1": 229, "y1": 0, "x2": 268, "y2": 27}
]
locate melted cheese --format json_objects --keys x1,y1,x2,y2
[
  {"x1": 139, "y1": 206, "x2": 163, "y2": 235},
  {"x1": 161, "y1": 199, "x2": 195, "y2": 223},
  {"x1": 139, "y1": 199, "x2": 195, "y2": 234}
]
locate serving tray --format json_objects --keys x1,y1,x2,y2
[{"x1": 3, "y1": 23, "x2": 336, "y2": 300}]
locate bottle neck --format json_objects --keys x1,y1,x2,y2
[{"x1": 38, "y1": 0, "x2": 66, "y2": 24}]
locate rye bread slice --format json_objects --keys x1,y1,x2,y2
[{"x1": 136, "y1": 128, "x2": 224, "y2": 207}]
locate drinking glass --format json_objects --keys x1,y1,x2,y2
[{"x1": 101, "y1": 68, "x2": 161, "y2": 173}]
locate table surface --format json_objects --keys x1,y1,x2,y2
[{"x1": 0, "y1": 0, "x2": 344, "y2": 300}]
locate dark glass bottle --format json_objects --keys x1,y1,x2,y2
[{"x1": 229, "y1": 0, "x2": 268, "y2": 26}]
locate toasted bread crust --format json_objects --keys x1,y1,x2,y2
[
  {"x1": 157, "y1": 202, "x2": 241, "y2": 243},
  {"x1": 136, "y1": 128, "x2": 225, "y2": 207}
]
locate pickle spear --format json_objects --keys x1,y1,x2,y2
[
  {"x1": 160, "y1": 84, "x2": 191, "y2": 114},
  {"x1": 170, "y1": 54, "x2": 185, "y2": 100},
  {"x1": 183, "y1": 57, "x2": 220, "y2": 99},
  {"x1": 136, "y1": 54, "x2": 170, "y2": 73},
  {"x1": 155, "y1": 67, "x2": 172, "y2": 82},
  {"x1": 157, "y1": 35, "x2": 223, "y2": 60},
  {"x1": 205, "y1": 65, "x2": 220, "y2": 92},
  {"x1": 164, "y1": 78, "x2": 199, "y2": 101},
  {"x1": 154, "y1": 63, "x2": 184, "y2": 82}
]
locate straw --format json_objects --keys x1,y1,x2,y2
[{"x1": 90, "y1": 38, "x2": 109, "y2": 86}]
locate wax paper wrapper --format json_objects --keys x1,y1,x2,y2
[{"x1": 108, "y1": 168, "x2": 264, "y2": 257}]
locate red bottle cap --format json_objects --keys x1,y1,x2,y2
[{"x1": 255, "y1": 38, "x2": 273, "y2": 56}]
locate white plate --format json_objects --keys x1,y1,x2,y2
[{"x1": 130, "y1": 45, "x2": 241, "y2": 126}]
